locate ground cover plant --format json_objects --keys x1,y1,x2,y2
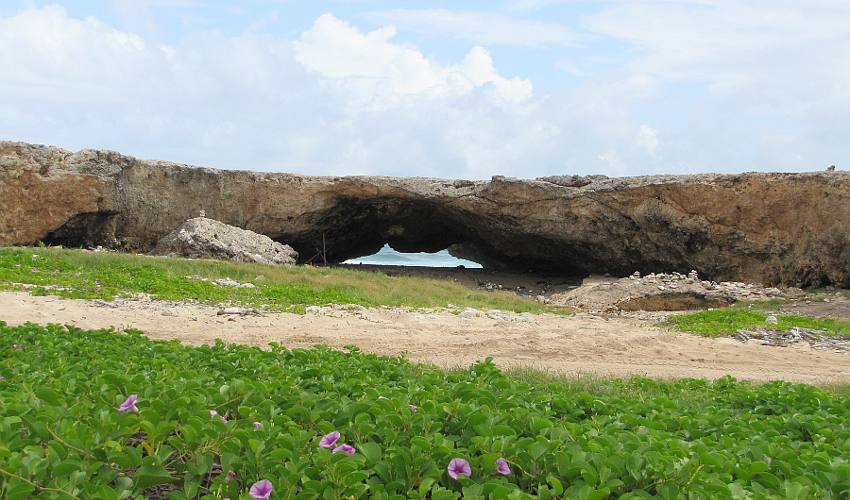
[
  {"x1": 2, "y1": 322, "x2": 850, "y2": 498},
  {"x1": 668, "y1": 309, "x2": 850, "y2": 337},
  {"x1": 0, "y1": 247, "x2": 555, "y2": 314}
]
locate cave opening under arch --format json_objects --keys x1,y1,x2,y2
[{"x1": 342, "y1": 243, "x2": 483, "y2": 268}]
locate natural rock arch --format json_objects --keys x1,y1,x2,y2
[{"x1": 2, "y1": 141, "x2": 850, "y2": 287}]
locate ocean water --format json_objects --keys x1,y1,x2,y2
[{"x1": 343, "y1": 244, "x2": 483, "y2": 268}]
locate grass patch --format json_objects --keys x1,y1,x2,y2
[
  {"x1": 667, "y1": 308, "x2": 850, "y2": 337},
  {"x1": 2, "y1": 322, "x2": 849, "y2": 498},
  {"x1": 0, "y1": 247, "x2": 560, "y2": 314}
]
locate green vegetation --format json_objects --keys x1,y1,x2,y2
[
  {"x1": 667, "y1": 309, "x2": 850, "y2": 337},
  {"x1": 0, "y1": 247, "x2": 555, "y2": 314},
  {"x1": 2, "y1": 323, "x2": 850, "y2": 498}
]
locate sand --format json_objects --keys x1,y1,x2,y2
[{"x1": 2, "y1": 291, "x2": 849, "y2": 384}]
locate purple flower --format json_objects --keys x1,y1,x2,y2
[
  {"x1": 249, "y1": 479, "x2": 273, "y2": 499},
  {"x1": 253, "y1": 421, "x2": 263, "y2": 429},
  {"x1": 447, "y1": 458, "x2": 471, "y2": 480},
  {"x1": 12, "y1": 343, "x2": 23, "y2": 350},
  {"x1": 209, "y1": 409, "x2": 218, "y2": 417},
  {"x1": 496, "y1": 458, "x2": 512, "y2": 476},
  {"x1": 219, "y1": 415, "x2": 228, "y2": 424},
  {"x1": 409, "y1": 404, "x2": 418, "y2": 412},
  {"x1": 118, "y1": 394, "x2": 139, "y2": 413},
  {"x1": 332, "y1": 443, "x2": 356, "y2": 455},
  {"x1": 320, "y1": 431, "x2": 340, "y2": 449},
  {"x1": 225, "y1": 470, "x2": 237, "y2": 481}
]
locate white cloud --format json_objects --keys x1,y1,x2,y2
[
  {"x1": 574, "y1": 0, "x2": 850, "y2": 171},
  {"x1": 584, "y1": 1, "x2": 850, "y2": 105},
  {"x1": 363, "y1": 8, "x2": 578, "y2": 47},
  {"x1": 294, "y1": 14, "x2": 533, "y2": 107},
  {"x1": 635, "y1": 125, "x2": 658, "y2": 156}
]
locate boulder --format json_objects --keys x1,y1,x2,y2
[{"x1": 151, "y1": 217, "x2": 297, "y2": 265}]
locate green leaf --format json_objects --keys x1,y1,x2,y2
[
  {"x1": 133, "y1": 465, "x2": 174, "y2": 488},
  {"x1": 359, "y1": 442, "x2": 382, "y2": 465},
  {"x1": 35, "y1": 388, "x2": 62, "y2": 405}
]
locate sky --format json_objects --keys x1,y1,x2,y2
[{"x1": 1, "y1": 1, "x2": 848, "y2": 179}]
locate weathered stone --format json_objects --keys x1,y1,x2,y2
[
  {"x1": 551, "y1": 272, "x2": 803, "y2": 311},
  {"x1": 2, "y1": 141, "x2": 850, "y2": 287},
  {"x1": 151, "y1": 217, "x2": 298, "y2": 265}
]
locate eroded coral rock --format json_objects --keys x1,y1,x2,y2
[
  {"x1": 2, "y1": 141, "x2": 850, "y2": 287},
  {"x1": 551, "y1": 272, "x2": 802, "y2": 312},
  {"x1": 152, "y1": 217, "x2": 297, "y2": 265}
]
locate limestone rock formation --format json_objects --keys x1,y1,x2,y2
[
  {"x1": 151, "y1": 217, "x2": 298, "y2": 265},
  {"x1": 2, "y1": 141, "x2": 850, "y2": 287},
  {"x1": 551, "y1": 271, "x2": 799, "y2": 312}
]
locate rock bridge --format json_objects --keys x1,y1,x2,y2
[{"x1": 2, "y1": 141, "x2": 849, "y2": 287}]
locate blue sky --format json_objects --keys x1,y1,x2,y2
[{"x1": 1, "y1": 1, "x2": 848, "y2": 178}]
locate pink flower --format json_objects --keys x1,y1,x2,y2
[
  {"x1": 209, "y1": 410, "x2": 218, "y2": 417},
  {"x1": 409, "y1": 404, "x2": 418, "y2": 412},
  {"x1": 496, "y1": 458, "x2": 512, "y2": 476},
  {"x1": 249, "y1": 479, "x2": 273, "y2": 499},
  {"x1": 253, "y1": 421, "x2": 262, "y2": 429},
  {"x1": 320, "y1": 431, "x2": 340, "y2": 449},
  {"x1": 219, "y1": 415, "x2": 228, "y2": 424},
  {"x1": 118, "y1": 394, "x2": 138, "y2": 413},
  {"x1": 12, "y1": 343, "x2": 23, "y2": 350},
  {"x1": 332, "y1": 443, "x2": 356, "y2": 455},
  {"x1": 225, "y1": 470, "x2": 236, "y2": 481},
  {"x1": 447, "y1": 458, "x2": 471, "y2": 480}
]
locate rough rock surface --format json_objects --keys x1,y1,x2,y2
[
  {"x1": 2, "y1": 141, "x2": 850, "y2": 287},
  {"x1": 552, "y1": 271, "x2": 800, "y2": 311},
  {"x1": 733, "y1": 327, "x2": 850, "y2": 352},
  {"x1": 151, "y1": 217, "x2": 298, "y2": 265}
]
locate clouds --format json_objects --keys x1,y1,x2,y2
[
  {"x1": 584, "y1": 1, "x2": 850, "y2": 101},
  {"x1": 0, "y1": 2, "x2": 848, "y2": 180},
  {"x1": 635, "y1": 125, "x2": 658, "y2": 157},
  {"x1": 0, "y1": 6, "x2": 547, "y2": 178},
  {"x1": 363, "y1": 8, "x2": 578, "y2": 47},
  {"x1": 0, "y1": 5, "x2": 148, "y2": 96},
  {"x1": 578, "y1": 0, "x2": 850, "y2": 170},
  {"x1": 294, "y1": 14, "x2": 533, "y2": 106}
]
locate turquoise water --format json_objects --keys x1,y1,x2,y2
[{"x1": 343, "y1": 244, "x2": 483, "y2": 268}]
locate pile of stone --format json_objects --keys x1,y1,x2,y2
[
  {"x1": 478, "y1": 281, "x2": 504, "y2": 291},
  {"x1": 212, "y1": 278, "x2": 255, "y2": 289},
  {"x1": 551, "y1": 270, "x2": 798, "y2": 312},
  {"x1": 629, "y1": 270, "x2": 787, "y2": 299},
  {"x1": 734, "y1": 327, "x2": 850, "y2": 353}
]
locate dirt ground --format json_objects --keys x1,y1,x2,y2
[
  {"x1": 2, "y1": 291, "x2": 849, "y2": 384},
  {"x1": 336, "y1": 264, "x2": 581, "y2": 297},
  {"x1": 779, "y1": 291, "x2": 850, "y2": 320}
]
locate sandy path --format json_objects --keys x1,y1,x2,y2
[{"x1": 1, "y1": 292, "x2": 848, "y2": 384}]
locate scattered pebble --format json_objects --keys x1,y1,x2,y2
[
  {"x1": 734, "y1": 327, "x2": 850, "y2": 353},
  {"x1": 213, "y1": 278, "x2": 255, "y2": 289},
  {"x1": 216, "y1": 307, "x2": 261, "y2": 316}
]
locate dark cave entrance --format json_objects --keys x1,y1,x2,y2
[
  {"x1": 40, "y1": 211, "x2": 119, "y2": 249},
  {"x1": 279, "y1": 196, "x2": 494, "y2": 269}
]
